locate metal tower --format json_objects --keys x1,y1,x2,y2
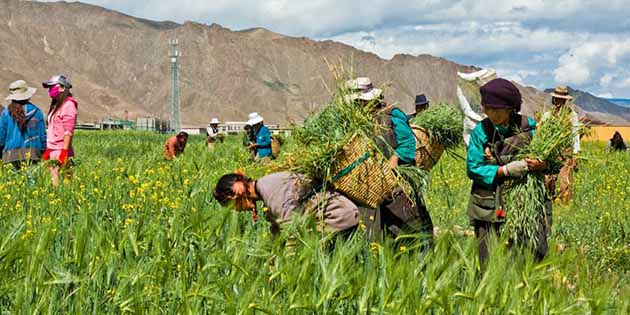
[{"x1": 168, "y1": 39, "x2": 181, "y2": 132}]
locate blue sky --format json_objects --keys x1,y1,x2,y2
[{"x1": 40, "y1": 0, "x2": 630, "y2": 98}]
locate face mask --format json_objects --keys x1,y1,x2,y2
[{"x1": 48, "y1": 85, "x2": 61, "y2": 99}]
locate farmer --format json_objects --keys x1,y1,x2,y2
[
  {"x1": 214, "y1": 171, "x2": 359, "y2": 235},
  {"x1": 0, "y1": 80, "x2": 46, "y2": 169},
  {"x1": 347, "y1": 77, "x2": 433, "y2": 250},
  {"x1": 206, "y1": 118, "x2": 224, "y2": 147},
  {"x1": 246, "y1": 112, "x2": 272, "y2": 161},
  {"x1": 466, "y1": 78, "x2": 550, "y2": 265},
  {"x1": 41, "y1": 75, "x2": 78, "y2": 186},
  {"x1": 409, "y1": 94, "x2": 430, "y2": 118},
  {"x1": 163, "y1": 131, "x2": 188, "y2": 160},
  {"x1": 606, "y1": 131, "x2": 628, "y2": 152},
  {"x1": 543, "y1": 86, "x2": 580, "y2": 205}
]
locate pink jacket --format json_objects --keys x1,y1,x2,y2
[{"x1": 47, "y1": 97, "x2": 78, "y2": 150}]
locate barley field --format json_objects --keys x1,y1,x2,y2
[{"x1": 0, "y1": 131, "x2": 628, "y2": 314}]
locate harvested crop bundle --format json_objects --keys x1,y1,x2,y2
[
  {"x1": 282, "y1": 65, "x2": 426, "y2": 207},
  {"x1": 410, "y1": 105, "x2": 463, "y2": 170},
  {"x1": 503, "y1": 106, "x2": 579, "y2": 247},
  {"x1": 411, "y1": 104, "x2": 463, "y2": 149}
]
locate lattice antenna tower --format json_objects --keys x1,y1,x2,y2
[{"x1": 169, "y1": 38, "x2": 181, "y2": 132}]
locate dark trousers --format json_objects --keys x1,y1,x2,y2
[
  {"x1": 360, "y1": 191, "x2": 434, "y2": 251},
  {"x1": 474, "y1": 199, "x2": 552, "y2": 266}
]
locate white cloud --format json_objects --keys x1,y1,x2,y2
[
  {"x1": 554, "y1": 39, "x2": 630, "y2": 88},
  {"x1": 600, "y1": 73, "x2": 614, "y2": 87},
  {"x1": 327, "y1": 22, "x2": 578, "y2": 60}
]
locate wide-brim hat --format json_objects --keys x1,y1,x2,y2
[
  {"x1": 210, "y1": 118, "x2": 220, "y2": 124},
  {"x1": 5, "y1": 80, "x2": 36, "y2": 101},
  {"x1": 550, "y1": 85, "x2": 573, "y2": 100},
  {"x1": 346, "y1": 77, "x2": 383, "y2": 101},
  {"x1": 246, "y1": 112, "x2": 264, "y2": 125}
]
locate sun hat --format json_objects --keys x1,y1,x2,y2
[
  {"x1": 346, "y1": 77, "x2": 383, "y2": 101},
  {"x1": 415, "y1": 94, "x2": 429, "y2": 106},
  {"x1": 480, "y1": 78, "x2": 522, "y2": 110},
  {"x1": 5, "y1": 80, "x2": 36, "y2": 101},
  {"x1": 210, "y1": 118, "x2": 220, "y2": 124},
  {"x1": 42, "y1": 74, "x2": 72, "y2": 88},
  {"x1": 550, "y1": 85, "x2": 573, "y2": 100},
  {"x1": 246, "y1": 112, "x2": 264, "y2": 125}
]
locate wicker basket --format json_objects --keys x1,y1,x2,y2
[
  {"x1": 332, "y1": 134, "x2": 397, "y2": 208},
  {"x1": 271, "y1": 137, "x2": 281, "y2": 159},
  {"x1": 411, "y1": 125, "x2": 445, "y2": 170}
]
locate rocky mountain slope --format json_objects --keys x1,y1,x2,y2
[{"x1": 0, "y1": 0, "x2": 626, "y2": 126}]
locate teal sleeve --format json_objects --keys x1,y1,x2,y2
[
  {"x1": 257, "y1": 126, "x2": 272, "y2": 147},
  {"x1": 466, "y1": 122, "x2": 499, "y2": 186},
  {"x1": 390, "y1": 109, "x2": 416, "y2": 164},
  {"x1": 528, "y1": 117, "x2": 536, "y2": 136}
]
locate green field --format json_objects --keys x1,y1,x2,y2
[{"x1": 0, "y1": 131, "x2": 629, "y2": 314}]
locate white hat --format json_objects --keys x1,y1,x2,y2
[
  {"x1": 5, "y1": 80, "x2": 36, "y2": 101},
  {"x1": 246, "y1": 112, "x2": 264, "y2": 125},
  {"x1": 210, "y1": 118, "x2": 220, "y2": 124},
  {"x1": 346, "y1": 77, "x2": 383, "y2": 101}
]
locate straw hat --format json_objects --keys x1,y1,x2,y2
[
  {"x1": 5, "y1": 80, "x2": 36, "y2": 101},
  {"x1": 246, "y1": 112, "x2": 264, "y2": 125},
  {"x1": 550, "y1": 85, "x2": 573, "y2": 100},
  {"x1": 210, "y1": 118, "x2": 220, "y2": 124}
]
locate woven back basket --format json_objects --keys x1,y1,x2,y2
[
  {"x1": 411, "y1": 125, "x2": 445, "y2": 170},
  {"x1": 271, "y1": 137, "x2": 281, "y2": 159},
  {"x1": 332, "y1": 134, "x2": 397, "y2": 208}
]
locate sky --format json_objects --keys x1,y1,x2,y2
[{"x1": 39, "y1": 0, "x2": 630, "y2": 98}]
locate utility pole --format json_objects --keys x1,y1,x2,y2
[{"x1": 169, "y1": 38, "x2": 181, "y2": 132}]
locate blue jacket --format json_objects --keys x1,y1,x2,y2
[
  {"x1": 0, "y1": 103, "x2": 47, "y2": 159},
  {"x1": 255, "y1": 125, "x2": 272, "y2": 158}
]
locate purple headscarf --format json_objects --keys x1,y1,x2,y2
[{"x1": 480, "y1": 78, "x2": 522, "y2": 110}]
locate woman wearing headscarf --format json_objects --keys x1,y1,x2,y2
[
  {"x1": 214, "y1": 171, "x2": 359, "y2": 235},
  {"x1": 466, "y1": 78, "x2": 550, "y2": 266},
  {"x1": 0, "y1": 80, "x2": 46, "y2": 168},
  {"x1": 41, "y1": 75, "x2": 78, "y2": 185}
]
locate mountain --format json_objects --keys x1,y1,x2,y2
[
  {"x1": 0, "y1": 0, "x2": 625, "y2": 126},
  {"x1": 607, "y1": 99, "x2": 630, "y2": 108},
  {"x1": 544, "y1": 87, "x2": 630, "y2": 125}
]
